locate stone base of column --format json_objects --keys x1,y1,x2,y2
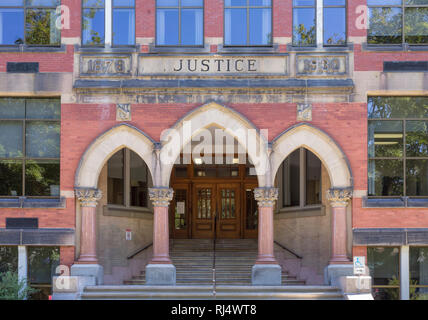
[
  {"x1": 251, "y1": 264, "x2": 282, "y2": 286},
  {"x1": 70, "y1": 264, "x2": 104, "y2": 285},
  {"x1": 324, "y1": 264, "x2": 353, "y2": 287},
  {"x1": 145, "y1": 264, "x2": 176, "y2": 285}
]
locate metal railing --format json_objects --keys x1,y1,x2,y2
[
  {"x1": 127, "y1": 242, "x2": 153, "y2": 260},
  {"x1": 274, "y1": 240, "x2": 302, "y2": 260}
]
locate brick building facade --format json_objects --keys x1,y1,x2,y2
[{"x1": 0, "y1": 0, "x2": 427, "y2": 300}]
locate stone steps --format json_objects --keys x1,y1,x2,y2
[{"x1": 82, "y1": 285, "x2": 343, "y2": 300}]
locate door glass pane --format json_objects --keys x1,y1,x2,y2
[
  {"x1": 368, "y1": 247, "x2": 400, "y2": 300},
  {"x1": 113, "y1": 8, "x2": 135, "y2": 45},
  {"x1": 25, "y1": 8, "x2": 60, "y2": 45},
  {"x1": 368, "y1": 159, "x2": 404, "y2": 196},
  {"x1": 368, "y1": 120, "x2": 403, "y2": 158},
  {"x1": 246, "y1": 189, "x2": 258, "y2": 230},
  {"x1": 197, "y1": 188, "x2": 211, "y2": 219},
  {"x1": 306, "y1": 150, "x2": 321, "y2": 205},
  {"x1": 174, "y1": 189, "x2": 187, "y2": 230},
  {"x1": 0, "y1": 121, "x2": 23, "y2": 158},
  {"x1": 406, "y1": 121, "x2": 428, "y2": 157},
  {"x1": 26, "y1": 122, "x2": 60, "y2": 158},
  {"x1": 25, "y1": 159, "x2": 60, "y2": 196},
  {"x1": 130, "y1": 150, "x2": 148, "y2": 207},
  {"x1": 0, "y1": 9, "x2": 24, "y2": 45},
  {"x1": 82, "y1": 8, "x2": 105, "y2": 45},
  {"x1": 107, "y1": 149, "x2": 124, "y2": 205},
  {"x1": 0, "y1": 160, "x2": 22, "y2": 196},
  {"x1": 407, "y1": 160, "x2": 428, "y2": 196},
  {"x1": 220, "y1": 188, "x2": 236, "y2": 219},
  {"x1": 410, "y1": 247, "x2": 428, "y2": 300},
  {"x1": 225, "y1": 8, "x2": 247, "y2": 45},
  {"x1": 368, "y1": 7, "x2": 402, "y2": 44},
  {"x1": 405, "y1": 8, "x2": 428, "y2": 44},
  {"x1": 249, "y1": 8, "x2": 271, "y2": 45}
]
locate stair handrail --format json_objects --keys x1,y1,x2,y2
[
  {"x1": 127, "y1": 242, "x2": 153, "y2": 260},
  {"x1": 274, "y1": 240, "x2": 302, "y2": 260}
]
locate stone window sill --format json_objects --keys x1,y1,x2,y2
[
  {"x1": 148, "y1": 44, "x2": 210, "y2": 54},
  {"x1": 286, "y1": 44, "x2": 353, "y2": 52},
  {"x1": 103, "y1": 205, "x2": 153, "y2": 219},
  {"x1": 0, "y1": 44, "x2": 66, "y2": 53},
  {"x1": 75, "y1": 45, "x2": 140, "y2": 54},
  {"x1": 217, "y1": 44, "x2": 279, "y2": 54},
  {"x1": 275, "y1": 205, "x2": 325, "y2": 219},
  {"x1": 0, "y1": 197, "x2": 66, "y2": 209},
  {"x1": 362, "y1": 43, "x2": 428, "y2": 52},
  {"x1": 362, "y1": 197, "x2": 428, "y2": 208}
]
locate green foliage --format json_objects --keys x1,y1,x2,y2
[
  {"x1": 0, "y1": 271, "x2": 38, "y2": 300},
  {"x1": 293, "y1": 23, "x2": 316, "y2": 46}
]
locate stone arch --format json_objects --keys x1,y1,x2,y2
[
  {"x1": 159, "y1": 101, "x2": 270, "y2": 187},
  {"x1": 271, "y1": 123, "x2": 353, "y2": 189},
  {"x1": 75, "y1": 123, "x2": 156, "y2": 189}
]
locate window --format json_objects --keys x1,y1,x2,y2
[
  {"x1": 293, "y1": 0, "x2": 316, "y2": 46},
  {"x1": 82, "y1": 0, "x2": 135, "y2": 46},
  {"x1": 410, "y1": 247, "x2": 428, "y2": 300},
  {"x1": 0, "y1": 0, "x2": 61, "y2": 46},
  {"x1": 368, "y1": 247, "x2": 400, "y2": 300},
  {"x1": 281, "y1": 148, "x2": 322, "y2": 208},
  {"x1": 0, "y1": 98, "x2": 60, "y2": 198},
  {"x1": 156, "y1": 0, "x2": 203, "y2": 46},
  {"x1": 323, "y1": 0, "x2": 346, "y2": 46},
  {"x1": 224, "y1": 0, "x2": 272, "y2": 46},
  {"x1": 367, "y1": 0, "x2": 428, "y2": 45},
  {"x1": 368, "y1": 97, "x2": 428, "y2": 198},
  {"x1": 0, "y1": 246, "x2": 18, "y2": 274},
  {"x1": 27, "y1": 246, "x2": 59, "y2": 300},
  {"x1": 107, "y1": 148, "x2": 150, "y2": 208}
]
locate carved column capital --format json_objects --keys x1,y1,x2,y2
[
  {"x1": 75, "y1": 188, "x2": 102, "y2": 207},
  {"x1": 149, "y1": 187, "x2": 174, "y2": 207},
  {"x1": 254, "y1": 187, "x2": 278, "y2": 207},
  {"x1": 327, "y1": 188, "x2": 353, "y2": 208}
]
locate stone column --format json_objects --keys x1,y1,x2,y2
[
  {"x1": 18, "y1": 246, "x2": 28, "y2": 299},
  {"x1": 75, "y1": 188, "x2": 102, "y2": 263},
  {"x1": 327, "y1": 188, "x2": 352, "y2": 264},
  {"x1": 325, "y1": 187, "x2": 353, "y2": 286},
  {"x1": 251, "y1": 187, "x2": 282, "y2": 285},
  {"x1": 145, "y1": 187, "x2": 176, "y2": 285},
  {"x1": 70, "y1": 188, "x2": 104, "y2": 285}
]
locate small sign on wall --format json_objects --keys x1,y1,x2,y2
[
  {"x1": 126, "y1": 229, "x2": 132, "y2": 241},
  {"x1": 176, "y1": 201, "x2": 185, "y2": 214},
  {"x1": 353, "y1": 256, "x2": 365, "y2": 275}
]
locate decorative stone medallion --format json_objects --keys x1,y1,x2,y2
[
  {"x1": 116, "y1": 103, "x2": 131, "y2": 121},
  {"x1": 297, "y1": 103, "x2": 312, "y2": 121}
]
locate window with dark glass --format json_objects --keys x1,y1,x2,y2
[
  {"x1": 0, "y1": 98, "x2": 60, "y2": 197},
  {"x1": 112, "y1": 0, "x2": 135, "y2": 46},
  {"x1": 281, "y1": 148, "x2": 322, "y2": 208},
  {"x1": 156, "y1": 0, "x2": 204, "y2": 46},
  {"x1": 224, "y1": 0, "x2": 272, "y2": 46},
  {"x1": 367, "y1": 0, "x2": 428, "y2": 45},
  {"x1": 410, "y1": 247, "x2": 428, "y2": 300},
  {"x1": 0, "y1": 0, "x2": 61, "y2": 45},
  {"x1": 293, "y1": 0, "x2": 316, "y2": 46},
  {"x1": 27, "y1": 246, "x2": 59, "y2": 300},
  {"x1": 323, "y1": 0, "x2": 346, "y2": 45},
  {"x1": 368, "y1": 247, "x2": 401, "y2": 300},
  {"x1": 107, "y1": 148, "x2": 150, "y2": 208},
  {"x1": 82, "y1": 0, "x2": 105, "y2": 46},
  {"x1": 0, "y1": 246, "x2": 18, "y2": 274},
  {"x1": 368, "y1": 97, "x2": 428, "y2": 198}
]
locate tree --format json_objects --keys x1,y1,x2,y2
[{"x1": 0, "y1": 271, "x2": 38, "y2": 300}]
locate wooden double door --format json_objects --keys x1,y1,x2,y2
[{"x1": 170, "y1": 182, "x2": 258, "y2": 239}]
